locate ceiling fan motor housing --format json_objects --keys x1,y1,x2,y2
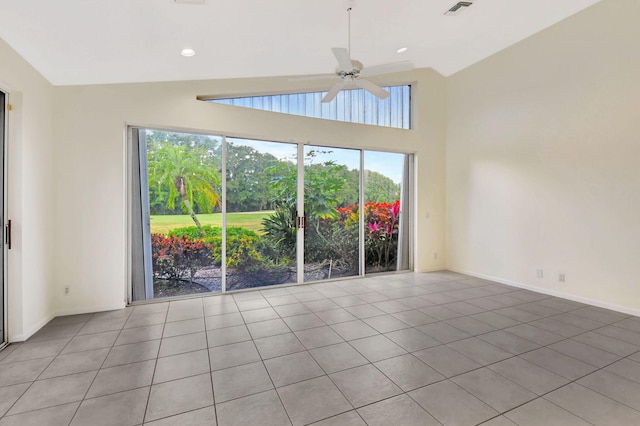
[{"x1": 337, "y1": 59, "x2": 364, "y2": 79}]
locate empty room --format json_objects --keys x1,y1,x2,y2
[{"x1": 0, "y1": 0, "x2": 639, "y2": 425}]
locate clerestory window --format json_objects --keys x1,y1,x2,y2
[{"x1": 204, "y1": 85, "x2": 411, "y2": 129}]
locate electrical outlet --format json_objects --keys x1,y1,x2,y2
[
  {"x1": 559, "y1": 273, "x2": 566, "y2": 283},
  {"x1": 536, "y1": 269, "x2": 543, "y2": 279},
  {"x1": 64, "y1": 286, "x2": 70, "y2": 295}
]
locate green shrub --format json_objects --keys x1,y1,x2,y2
[
  {"x1": 330, "y1": 220, "x2": 359, "y2": 271},
  {"x1": 169, "y1": 225, "x2": 278, "y2": 272},
  {"x1": 262, "y1": 206, "x2": 296, "y2": 263},
  {"x1": 168, "y1": 225, "x2": 221, "y2": 241},
  {"x1": 212, "y1": 228, "x2": 272, "y2": 272}
]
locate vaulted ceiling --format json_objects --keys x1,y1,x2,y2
[{"x1": 0, "y1": 0, "x2": 601, "y2": 86}]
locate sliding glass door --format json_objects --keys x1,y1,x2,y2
[
  {"x1": 303, "y1": 146, "x2": 361, "y2": 282},
  {"x1": 132, "y1": 129, "x2": 222, "y2": 300},
  {"x1": 131, "y1": 127, "x2": 413, "y2": 301},
  {"x1": 364, "y1": 151, "x2": 411, "y2": 273},
  {"x1": 224, "y1": 138, "x2": 298, "y2": 290}
]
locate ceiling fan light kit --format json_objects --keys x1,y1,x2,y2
[{"x1": 291, "y1": 1, "x2": 414, "y2": 103}]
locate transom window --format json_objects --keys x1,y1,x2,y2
[{"x1": 205, "y1": 85, "x2": 411, "y2": 129}]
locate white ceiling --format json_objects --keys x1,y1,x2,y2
[{"x1": 0, "y1": 0, "x2": 601, "y2": 86}]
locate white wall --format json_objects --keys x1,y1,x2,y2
[
  {"x1": 0, "y1": 38, "x2": 56, "y2": 341},
  {"x1": 52, "y1": 70, "x2": 448, "y2": 316},
  {"x1": 446, "y1": 0, "x2": 640, "y2": 313}
]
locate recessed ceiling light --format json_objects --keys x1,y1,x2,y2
[
  {"x1": 396, "y1": 47, "x2": 408, "y2": 54},
  {"x1": 181, "y1": 48, "x2": 196, "y2": 57}
]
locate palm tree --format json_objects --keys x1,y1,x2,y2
[{"x1": 148, "y1": 141, "x2": 220, "y2": 237}]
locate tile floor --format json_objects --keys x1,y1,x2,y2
[{"x1": 1, "y1": 271, "x2": 640, "y2": 425}]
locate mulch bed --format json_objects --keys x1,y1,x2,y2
[
  {"x1": 153, "y1": 279, "x2": 211, "y2": 298},
  {"x1": 152, "y1": 264, "x2": 359, "y2": 298}
]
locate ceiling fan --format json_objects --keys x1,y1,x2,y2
[{"x1": 293, "y1": 2, "x2": 413, "y2": 103}]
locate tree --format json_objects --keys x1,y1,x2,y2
[
  {"x1": 266, "y1": 150, "x2": 351, "y2": 264},
  {"x1": 146, "y1": 131, "x2": 222, "y2": 215},
  {"x1": 225, "y1": 143, "x2": 281, "y2": 212},
  {"x1": 365, "y1": 170, "x2": 401, "y2": 203},
  {"x1": 147, "y1": 140, "x2": 221, "y2": 236},
  {"x1": 146, "y1": 130, "x2": 220, "y2": 151},
  {"x1": 334, "y1": 168, "x2": 359, "y2": 207}
]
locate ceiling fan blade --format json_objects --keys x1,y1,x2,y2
[
  {"x1": 360, "y1": 60, "x2": 413, "y2": 77},
  {"x1": 322, "y1": 81, "x2": 347, "y2": 103},
  {"x1": 289, "y1": 74, "x2": 340, "y2": 82},
  {"x1": 331, "y1": 47, "x2": 353, "y2": 71},
  {"x1": 354, "y1": 79, "x2": 390, "y2": 99}
]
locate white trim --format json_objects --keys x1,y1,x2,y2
[
  {"x1": 0, "y1": 79, "x2": 16, "y2": 93},
  {"x1": 415, "y1": 267, "x2": 448, "y2": 273},
  {"x1": 221, "y1": 136, "x2": 227, "y2": 293},
  {"x1": 1, "y1": 90, "x2": 7, "y2": 345},
  {"x1": 124, "y1": 126, "x2": 133, "y2": 304},
  {"x1": 125, "y1": 122, "x2": 418, "y2": 156},
  {"x1": 358, "y1": 151, "x2": 365, "y2": 276},
  {"x1": 54, "y1": 303, "x2": 126, "y2": 318},
  {"x1": 10, "y1": 312, "x2": 55, "y2": 342},
  {"x1": 10, "y1": 302, "x2": 126, "y2": 342},
  {"x1": 296, "y1": 143, "x2": 304, "y2": 285},
  {"x1": 449, "y1": 268, "x2": 640, "y2": 318}
]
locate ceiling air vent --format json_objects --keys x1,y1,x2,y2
[{"x1": 445, "y1": 1, "x2": 474, "y2": 16}]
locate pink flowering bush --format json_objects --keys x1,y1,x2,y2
[
  {"x1": 151, "y1": 234, "x2": 213, "y2": 283},
  {"x1": 336, "y1": 200, "x2": 400, "y2": 270}
]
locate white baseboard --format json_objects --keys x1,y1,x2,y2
[
  {"x1": 415, "y1": 267, "x2": 448, "y2": 273},
  {"x1": 448, "y1": 267, "x2": 640, "y2": 318},
  {"x1": 9, "y1": 303, "x2": 126, "y2": 343},
  {"x1": 10, "y1": 312, "x2": 56, "y2": 343},
  {"x1": 55, "y1": 303, "x2": 126, "y2": 317}
]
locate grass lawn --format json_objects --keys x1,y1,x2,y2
[{"x1": 151, "y1": 211, "x2": 274, "y2": 234}]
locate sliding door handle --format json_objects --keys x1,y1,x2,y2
[
  {"x1": 5, "y1": 220, "x2": 11, "y2": 250},
  {"x1": 295, "y1": 216, "x2": 308, "y2": 230}
]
